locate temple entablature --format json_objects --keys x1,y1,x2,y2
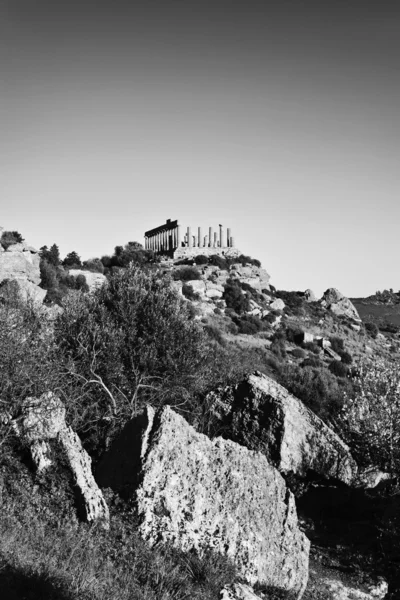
[{"x1": 144, "y1": 219, "x2": 237, "y2": 258}]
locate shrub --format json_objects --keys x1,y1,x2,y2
[
  {"x1": 54, "y1": 266, "x2": 208, "y2": 456},
  {"x1": 285, "y1": 326, "x2": 304, "y2": 344},
  {"x1": 223, "y1": 279, "x2": 250, "y2": 314},
  {"x1": 194, "y1": 255, "x2": 209, "y2": 265},
  {"x1": 204, "y1": 325, "x2": 226, "y2": 346},
  {"x1": 235, "y1": 314, "x2": 263, "y2": 335},
  {"x1": 329, "y1": 336, "x2": 345, "y2": 354},
  {"x1": 303, "y1": 341, "x2": 321, "y2": 355},
  {"x1": 275, "y1": 291, "x2": 305, "y2": 316},
  {"x1": 280, "y1": 364, "x2": 347, "y2": 421},
  {"x1": 182, "y1": 283, "x2": 201, "y2": 301},
  {"x1": 338, "y1": 350, "x2": 353, "y2": 365},
  {"x1": 329, "y1": 360, "x2": 349, "y2": 378},
  {"x1": 291, "y1": 348, "x2": 306, "y2": 359},
  {"x1": 82, "y1": 258, "x2": 104, "y2": 273},
  {"x1": 365, "y1": 322, "x2": 379, "y2": 338},
  {"x1": 208, "y1": 255, "x2": 229, "y2": 270},
  {"x1": 0, "y1": 230, "x2": 24, "y2": 249},
  {"x1": 173, "y1": 266, "x2": 202, "y2": 282}
]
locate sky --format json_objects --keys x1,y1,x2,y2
[{"x1": 1, "y1": 0, "x2": 399, "y2": 298}]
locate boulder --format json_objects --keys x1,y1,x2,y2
[
  {"x1": 304, "y1": 289, "x2": 316, "y2": 302},
  {"x1": 210, "y1": 372, "x2": 358, "y2": 487},
  {"x1": 0, "y1": 249, "x2": 41, "y2": 285},
  {"x1": 269, "y1": 298, "x2": 285, "y2": 311},
  {"x1": 68, "y1": 269, "x2": 106, "y2": 292},
  {"x1": 321, "y1": 288, "x2": 361, "y2": 322},
  {"x1": 221, "y1": 583, "x2": 263, "y2": 600},
  {"x1": 97, "y1": 405, "x2": 310, "y2": 596},
  {"x1": 16, "y1": 392, "x2": 109, "y2": 527},
  {"x1": 0, "y1": 278, "x2": 47, "y2": 307}
]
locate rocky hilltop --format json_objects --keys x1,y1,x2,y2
[{"x1": 0, "y1": 227, "x2": 396, "y2": 600}]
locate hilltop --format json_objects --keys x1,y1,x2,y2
[{"x1": 1, "y1": 227, "x2": 399, "y2": 600}]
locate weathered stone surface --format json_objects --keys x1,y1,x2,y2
[
  {"x1": 185, "y1": 279, "x2": 206, "y2": 295},
  {"x1": 312, "y1": 575, "x2": 388, "y2": 599},
  {"x1": 0, "y1": 278, "x2": 47, "y2": 307},
  {"x1": 97, "y1": 405, "x2": 309, "y2": 596},
  {"x1": 269, "y1": 298, "x2": 285, "y2": 311},
  {"x1": 0, "y1": 250, "x2": 41, "y2": 285},
  {"x1": 304, "y1": 289, "x2": 316, "y2": 302},
  {"x1": 68, "y1": 269, "x2": 106, "y2": 292},
  {"x1": 58, "y1": 426, "x2": 110, "y2": 527},
  {"x1": 21, "y1": 392, "x2": 66, "y2": 443},
  {"x1": 17, "y1": 392, "x2": 109, "y2": 526},
  {"x1": 212, "y1": 372, "x2": 358, "y2": 487},
  {"x1": 321, "y1": 288, "x2": 361, "y2": 322},
  {"x1": 220, "y1": 583, "x2": 263, "y2": 600}
]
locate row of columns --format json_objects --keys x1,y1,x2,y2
[
  {"x1": 144, "y1": 221, "x2": 234, "y2": 253},
  {"x1": 145, "y1": 224, "x2": 181, "y2": 252},
  {"x1": 183, "y1": 225, "x2": 234, "y2": 249}
]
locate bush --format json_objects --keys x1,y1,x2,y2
[
  {"x1": 338, "y1": 350, "x2": 353, "y2": 365},
  {"x1": 208, "y1": 255, "x2": 229, "y2": 270},
  {"x1": 303, "y1": 341, "x2": 321, "y2": 355},
  {"x1": 329, "y1": 360, "x2": 349, "y2": 378},
  {"x1": 54, "y1": 266, "x2": 208, "y2": 457},
  {"x1": 275, "y1": 291, "x2": 305, "y2": 316},
  {"x1": 194, "y1": 255, "x2": 209, "y2": 265},
  {"x1": 235, "y1": 314, "x2": 263, "y2": 335},
  {"x1": 204, "y1": 325, "x2": 226, "y2": 346},
  {"x1": 82, "y1": 258, "x2": 104, "y2": 273},
  {"x1": 182, "y1": 283, "x2": 201, "y2": 301},
  {"x1": 329, "y1": 336, "x2": 345, "y2": 354},
  {"x1": 291, "y1": 348, "x2": 306, "y2": 359},
  {"x1": 0, "y1": 230, "x2": 24, "y2": 249},
  {"x1": 280, "y1": 364, "x2": 348, "y2": 421},
  {"x1": 285, "y1": 326, "x2": 304, "y2": 344},
  {"x1": 173, "y1": 266, "x2": 202, "y2": 282},
  {"x1": 365, "y1": 322, "x2": 379, "y2": 338},
  {"x1": 223, "y1": 279, "x2": 250, "y2": 314}
]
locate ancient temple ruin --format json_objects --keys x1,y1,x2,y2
[{"x1": 144, "y1": 219, "x2": 237, "y2": 258}]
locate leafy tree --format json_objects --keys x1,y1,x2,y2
[
  {"x1": 40, "y1": 244, "x2": 60, "y2": 266},
  {"x1": 54, "y1": 265, "x2": 208, "y2": 454},
  {"x1": 63, "y1": 251, "x2": 82, "y2": 268},
  {"x1": 82, "y1": 258, "x2": 104, "y2": 273},
  {"x1": 1, "y1": 231, "x2": 24, "y2": 249},
  {"x1": 341, "y1": 360, "x2": 400, "y2": 472},
  {"x1": 223, "y1": 279, "x2": 250, "y2": 314}
]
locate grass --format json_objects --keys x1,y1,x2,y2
[{"x1": 0, "y1": 446, "x2": 237, "y2": 600}]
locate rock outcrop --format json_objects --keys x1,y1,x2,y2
[
  {"x1": 320, "y1": 288, "x2": 361, "y2": 322},
  {"x1": 97, "y1": 405, "x2": 310, "y2": 597},
  {"x1": 209, "y1": 372, "x2": 358, "y2": 488},
  {"x1": 17, "y1": 392, "x2": 109, "y2": 527},
  {"x1": 0, "y1": 232, "x2": 45, "y2": 306},
  {"x1": 221, "y1": 583, "x2": 264, "y2": 600},
  {"x1": 68, "y1": 269, "x2": 106, "y2": 292}
]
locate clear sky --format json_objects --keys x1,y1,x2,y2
[{"x1": 1, "y1": 0, "x2": 399, "y2": 297}]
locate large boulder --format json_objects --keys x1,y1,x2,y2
[
  {"x1": 97, "y1": 405, "x2": 310, "y2": 597},
  {"x1": 0, "y1": 247, "x2": 41, "y2": 285},
  {"x1": 320, "y1": 288, "x2": 361, "y2": 322},
  {"x1": 68, "y1": 269, "x2": 106, "y2": 292},
  {"x1": 0, "y1": 278, "x2": 47, "y2": 307},
  {"x1": 17, "y1": 392, "x2": 109, "y2": 527},
  {"x1": 209, "y1": 372, "x2": 358, "y2": 488}
]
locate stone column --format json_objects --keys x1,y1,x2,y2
[
  {"x1": 219, "y1": 224, "x2": 223, "y2": 248},
  {"x1": 230, "y1": 236, "x2": 234, "y2": 248},
  {"x1": 209, "y1": 227, "x2": 213, "y2": 247},
  {"x1": 198, "y1": 227, "x2": 202, "y2": 248},
  {"x1": 176, "y1": 225, "x2": 181, "y2": 248},
  {"x1": 203, "y1": 235, "x2": 208, "y2": 248},
  {"x1": 187, "y1": 227, "x2": 192, "y2": 248},
  {"x1": 227, "y1": 228, "x2": 231, "y2": 247},
  {"x1": 213, "y1": 232, "x2": 217, "y2": 248}
]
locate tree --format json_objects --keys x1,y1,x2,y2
[
  {"x1": 40, "y1": 244, "x2": 60, "y2": 266},
  {"x1": 1, "y1": 231, "x2": 24, "y2": 249},
  {"x1": 54, "y1": 265, "x2": 208, "y2": 454},
  {"x1": 63, "y1": 251, "x2": 82, "y2": 268},
  {"x1": 341, "y1": 360, "x2": 400, "y2": 473}
]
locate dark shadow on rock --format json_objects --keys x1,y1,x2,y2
[{"x1": 0, "y1": 563, "x2": 74, "y2": 600}]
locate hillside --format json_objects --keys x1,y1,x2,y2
[{"x1": 1, "y1": 228, "x2": 399, "y2": 600}]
